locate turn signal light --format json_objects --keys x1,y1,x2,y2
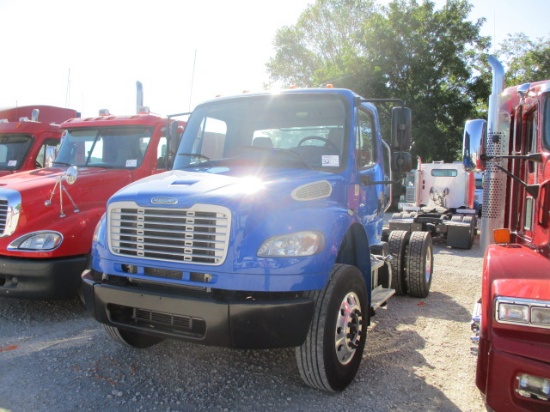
[{"x1": 493, "y1": 228, "x2": 511, "y2": 244}]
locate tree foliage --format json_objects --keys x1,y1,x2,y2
[
  {"x1": 267, "y1": 0, "x2": 491, "y2": 162},
  {"x1": 267, "y1": 0, "x2": 377, "y2": 88},
  {"x1": 496, "y1": 33, "x2": 550, "y2": 86}
]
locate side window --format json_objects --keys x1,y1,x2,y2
[
  {"x1": 357, "y1": 110, "x2": 376, "y2": 169},
  {"x1": 0, "y1": 145, "x2": 7, "y2": 163},
  {"x1": 544, "y1": 98, "x2": 550, "y2": 151},
  {"x1": 36, "y1": 139, "x2": 60, "y2": 168},
  {"x1": 524, "y1": 109, "x2": 537, "y2": 173},
  {"x1": 156, "y1": 137, "x2": 168, "y2": 169},
  {"x1": 198, "y1": 117, "x2": 227, "y2": 159}
]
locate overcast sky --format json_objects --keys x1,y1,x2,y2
[{"x1": 0, "y1": 0, "x2": 548, "y2": 118}]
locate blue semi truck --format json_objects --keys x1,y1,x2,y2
[{"x1": 82, "y1": 88, "x2": 433, "y2": 391}]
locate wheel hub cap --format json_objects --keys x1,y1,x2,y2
[{"x1": 335, "y1": 292, "x2": 363, "y2": 365}]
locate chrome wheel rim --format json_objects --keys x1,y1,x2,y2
[{"x1": 335, "y1": 291, "x2": 363, "y2": 365}]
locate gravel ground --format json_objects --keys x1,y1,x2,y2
[{"x1": 0, "y1": 222, "x2": 486, "y2": 412}]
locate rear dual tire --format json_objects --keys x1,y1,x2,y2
[
  {"x1": 406, "y1": 231, "x2": 433, "y2": 298},
  {"x1": 388, "y1": 230, "x2": 433, "y2": 298}
]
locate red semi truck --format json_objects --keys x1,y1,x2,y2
[
  {"x1": 466, "y1": 56, "x2": 550, "y2": 411},
  {"x1": 0, "y1": 97, "x2": 185, "y2": 299},
  {"x1": 0, "y1": 105, "x2": 79, "y2": 176}
]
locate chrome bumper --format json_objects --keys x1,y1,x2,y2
[{"x1": 470, "y1": 299, "x2": 481, "y2": 355}]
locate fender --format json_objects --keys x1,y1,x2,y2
[{"x1": 477, "y1": 244, "x2": 550, "y2": 394}]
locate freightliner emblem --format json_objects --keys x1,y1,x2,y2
[{"x1": 151, "y1": 197, "x2": 178, "y2": 205}]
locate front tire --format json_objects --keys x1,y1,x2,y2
[
  {"x1": 104, "y1": 325, "x2": 164, "y2": 348},
  {"x1": 296, "y1": 264, "x2": 368, "y2": 392}
]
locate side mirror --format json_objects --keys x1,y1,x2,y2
[
  {"x1": 170, "y1": 121, "x2": 181, "y2": 140},
  {"x1": 462, "y1": 119, "x2": 486, "y2": 171},
  {"x1": 391, "y1": 107, "x2": 412, "y2": 150},
  {"x1": 392, "y1": 151, "x2": 412, "y2": 174},
  {"x1": 168, "y1": 122, "x2": 182, "y2": 154},
  {"x1": 65, "y1": 166, "x2": 78, "y2": 185}
]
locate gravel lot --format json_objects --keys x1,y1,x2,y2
[{"x1": 0, "y1": 224, "x2": 486, "y2": 412}]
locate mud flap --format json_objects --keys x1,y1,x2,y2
[{"x1": 446, "y1": 223, "x2": 472, "y2": 249}]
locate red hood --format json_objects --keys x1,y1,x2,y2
[{"x1": 0, "y1": 165, "x2": 135, "y2": 257}]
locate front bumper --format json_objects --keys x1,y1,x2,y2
[
  {"x1": 82, "y1": 269, "x2": 315, "y2": 349},
  {"x1": 472, "y1": 300, "x2": 550, "y2": 411},
  {"x1": 484, "y1": 348, "x2": 550, "y2": 411},
  {"x1": 0, "y1": 255, "x2": 88, "y2": 299}
]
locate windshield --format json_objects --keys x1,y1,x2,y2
[
  {"x1": 0, "y1": 134, "x2": 33, "y2": 170},
  {"x1": 173, "y1": 93, "x2": 348, "y2": 172},
  {"x1": 54, "y1": 127, "x2": 153, "y2": 168}
]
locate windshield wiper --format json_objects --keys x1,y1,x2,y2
[
  {"x1": 52, "y1": 161, "x2": 73, "y2": 167},
  {"x1": 178, "y1": 153, "x2": 211, "y2": 164},
  {"x1": 85, "y1": 163, "x2": 115, "y2": 168},
  {"x1": 178, "y1": 152, "x2": 210, "y2": 161}
]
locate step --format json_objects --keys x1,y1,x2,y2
[{"x1": 371, "y1": 286, "x2": 395, "y2": 310}]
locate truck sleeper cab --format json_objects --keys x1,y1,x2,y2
[
  {"x1": 83, "y1": 88, "x2": 433, "y2": 392},
  {"x1": 0, "y1": 105, "x2": 79, "y2": 176}
]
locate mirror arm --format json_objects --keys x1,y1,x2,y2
[
  {"x1": 490, "y1": 162, "x2": 539, "y2": 199},
  {"x1": 361, "y1": 175, "x2": 399, "y2": 186},
  {"x1": 481, "y1": 153, "x2": 543, "y2": 162}
]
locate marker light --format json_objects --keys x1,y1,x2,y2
[{"x1": 493, "y1": 228, "x2": 511, "y2": 243}]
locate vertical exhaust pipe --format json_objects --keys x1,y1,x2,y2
[
  {"x1": 480, "y1": 56, "x2": 508, "y2": 253},
  {"x1": 136, "y1": 81, "x2": 144, "y2": 114}
]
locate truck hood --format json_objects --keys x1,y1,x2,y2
[
  {"x1": 0, "y1": 166, "x2": 121, "y2": 192},
  {"x1": 0, "y1": 166, "x2": 133, "y2": 214},
  {"x1": 0, "y1": 167, "x2": 66, "y2": 190},
  {"x1": 111, "y1": 168, "x2": 343, "y2": 209}
]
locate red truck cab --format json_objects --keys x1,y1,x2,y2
[
  {"x1": 466, "y1": 56, "x2": 550, "y2": 411},
  {"x1": 0, "y1": 105, "x2": 79, "y2": 176},
  {"x1": 0, "y1": 107, "x2": 184, "y2": 299}
]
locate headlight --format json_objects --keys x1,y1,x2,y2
[
  {"x1": 8, "y1": 231, "x2": 63, "y2": 251},
  {"x1": 257, "y1": 231, "x2": 324, "y2": 257},
  {"x1": 496, "y1": 297, "x2": 550, "y2": 329}
]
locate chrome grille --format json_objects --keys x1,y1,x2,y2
[
  {"x1": 109, "y1": 202, "x2": 230, "y2": 265},
  {"x1": 0, "y1": 200, "x2": 8, "y2": 233},
  {"x1": 0, "y1": 189, "x2": 21, "y2": 237},
  {"x1": 405, "y1": 187, "x2": 416, "y2": 203}
]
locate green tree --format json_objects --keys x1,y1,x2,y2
[
  {"x1": 496, "y1": 33, "x2": 550, "y2": 86},
  {"x1": 267, "y1": 0, "x2": 377, "y2": 88},
  {"x1": 267, "y1": 0, "x2": 491, "y2": 162}
]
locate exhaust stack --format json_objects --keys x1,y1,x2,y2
[
  {"x1": 136, "y1": 81, "x2": 144, "y2": 114},
  {"x1": 480, "y1": 56, "x2": 508, "y2": 253}
]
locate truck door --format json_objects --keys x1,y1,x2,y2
[{"x1": 356, "y1": 107, "x2": 386, "y2": 245}]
